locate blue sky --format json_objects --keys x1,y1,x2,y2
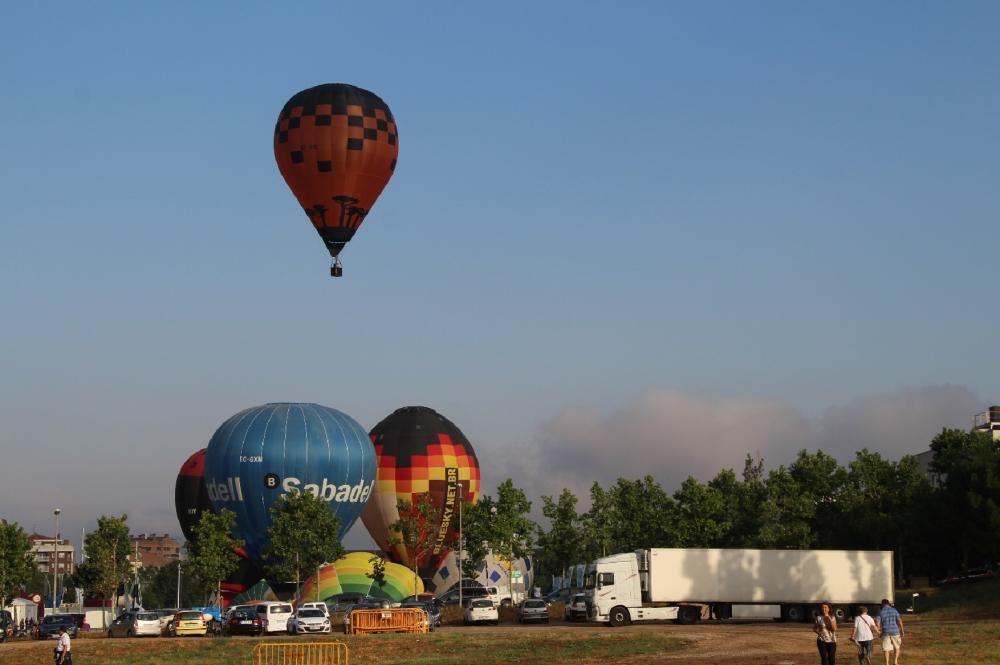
[{"x1": 1, "y1": 1, "x2": 998, "y2": 548}]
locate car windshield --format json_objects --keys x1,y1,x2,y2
[
  {"x1": 471, "y1": 599, "x2": 493, "y2": 608},
  {"x1": 42, "y1": 616, "x2": 73, "y2": 625},
  {"x1": 523, "y1": 600, "x2": 545, "y2": 608},
  {"x1": 136, "y1": 612, "x2": 158, "y2": 621},
  {"x1": 179, "y1": 611, "x2": 203, "y2": 620},
  {"x1": 572, "y1": 595, "x2": 585, "y2": 603},
  {"x1": 298, "y1": 609, "x2": 324, "y2": 618}
]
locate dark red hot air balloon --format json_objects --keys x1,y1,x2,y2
[
  {"x1": 174, "y1": 449, "x2": 264, "y2": 606},
  {"x1": 274, "y1": 83, "x2": 399, "y2": 277}
]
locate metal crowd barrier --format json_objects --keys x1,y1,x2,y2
[
  {"x1": 346, "y1": 607, "x2": 428, "y2": 635},
  {"x1": 251, "y1": 641, "x2": 350, "y2": 665}
]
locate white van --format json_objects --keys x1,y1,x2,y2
[
  {"x1": 297, "y1": 602, "x2": 329, "y2": 617},
  {"x1": 255, "y1": 602, "x2": 294, "y2": 633}
]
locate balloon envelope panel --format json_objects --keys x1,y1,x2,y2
[
  {"x1": 203, "y1": 403, "x2": 376, "y2": 567},
  {"x1": 361, "y1": 406, "x2": 480, "y2": 582},
  {"x1": 296, "y1": 552, "x2": 423, "y2": 603}
]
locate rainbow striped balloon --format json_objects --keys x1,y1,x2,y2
[{"x1": 296, "y1": 552, "x2": 425, "y2": 603}]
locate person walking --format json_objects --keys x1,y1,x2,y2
[
  {"x1": 54, "y1": 624, "x2": 72, "y2": 665},
  {"x1": 813, "y1": 602, "x2": 838, "y2": 665},
  {"x1": 875, "y1": 598, "x2": 905, "y2": 665},
  {"x1": 850, "y1": 605, "x2": 879, "y2": 665}
]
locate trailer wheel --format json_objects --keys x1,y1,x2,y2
[
  {"x1": 832, "y1": 605, "x2": 849, "y2": 623},
  {"x1": 608, "y1": 606, "x2": 630, "y2": 627},
  {"x1": 782, "y1": 604, "x2": 806, "y2": 622}
]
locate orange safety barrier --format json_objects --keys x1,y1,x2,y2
[
  {"x1": 346, "y1": 607, "x2": 428, "y2": 635},
  {"x1": 251, "y1": 641, "x2": 349, "y2": 665}
]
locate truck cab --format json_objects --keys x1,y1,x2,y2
[{"x1": 584, "y1": 552, "x2": 644, "y2": 624}]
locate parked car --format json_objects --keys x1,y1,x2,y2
[
  {"x1": 223, "y1": 604, "x2": 255, "y2": 621},
  {"x1": 152, "y1": 609, "x2": 177, "y2": 635},
  {"x1": 340, "y1": 600, "x2": 390, "y2": 634},
  {"x1": 286, "y1": 608, "x2": 331, "y2": 635},
  {"x1": 223, "y1": 610, "x2": 263, "y2": 636},
  {"x1": 399, "y1": 600, "x2": 441, "y2": 631},
  {"x1": 487, "y1": 585, "x2": 522, "y2": 607},
  {"x1": 172, "y1": 610, "x2": 208, "y2": 637},
  {"x1": 255, "y1": 602, "x2": 294, "y2": 634},
  {"x1": 108, "y1": 610, "x2": 162, "y2": 638},
  {"x1": 436, "y1": 585, "x2": 490, "y2": 607},
  {"x1": 325, "y1": 593, "x2": 369, "y2": 614},
  {"x1": 464, "y1": 598, "x2": 499, "y2": 626},
  {"x1": 1, "y1": 610, "x2": 13, "y2": 642},
  {"x1": 296, "y1": 602, "x2": 330, "y2": 617},
  {"x1": 37, "y1": 615, "x2": 78, "y2": 640},
  {"x1": 66, "y1": 613, "x2": 89, "y2": 632},
  {"x1": 564, "y1": 594, "x2": 588, "y2": 621},
  {"x1": 517, "y1": 599, "x2": 549, "y2": 624}
]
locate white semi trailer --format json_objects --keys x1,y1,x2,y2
[{"x1": 585, "y1": 548, "x2": 894, "y2": 626}]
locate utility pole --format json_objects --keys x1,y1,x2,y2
[
  {"x1": 52, "y1": 509, "x2": 61, "y2": 613},
  {"x1": 458, "y1": 483, "x2": 463, "y2": 609}
]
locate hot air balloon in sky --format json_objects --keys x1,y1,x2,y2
[
  {"x1": 361, "y1": 406, "x2": 480, "y2": 589},
  {"x1": 203, "y1": 403, "x2": 376, "y2": 570},
  {"x1": 175, "y1": 448, "x2": 264, "y2": 606},
  {"x1": 274, "y1": 83, "x2": 399, "y2": 277}
]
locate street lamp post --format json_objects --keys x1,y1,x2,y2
[
  {"x1": 458, "y1": 483, "x2": 463, "y2": 609},
  {"x1": 52, "y1": 509, "x2": 61, "y2": 612}
]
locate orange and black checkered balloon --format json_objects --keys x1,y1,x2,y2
[
  {"x1": 361, "y1": 406, "x2": 481, "y2": 585},
  {"x1": 274, "y1": 83, "x2": 398, "y2": 259}
]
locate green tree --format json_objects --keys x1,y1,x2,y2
[
  {"x1": 390, "y1": 494, "x2": 449, "y2": 596},
  {"x1": 484, "y1": 480, "x2": 536, "y2": 599},
  {"x1": 367, "y1": 554, "x2": 388, "y2": 596},
  {"x1": 184, "y1": 509, "x2": 243, "y2": 606},
  {"x1": 459, "y1": 498, "x2": 493, "y2": 581},
  {"x1": 0, "y1": 520, "x2": 37, "y2": 607},
  {"x1": 136, "y1": 560, "x2": 200, "y2": 609},
  {"x1": 607, "y1": 476, "x2": 677, "y2": 551},
  {"x1": 754, "y1": 467, "x2": 814, "y2": 548},
  {"x1": 79, "y1": 515, "x2": 131, "y2": 628},
  {"x1": 788, "y1": 450, "x2": 849, "y2": 547},
  {"x1": 579, "y1": 482, "x2": 614, "y2": 561},
  {"x1": 536, "y1": 488, "x2": 584, "y2": 584},
  {"x1": 929, "y1": 428, "x2": 1000, "y2": 572},
  {"x1": 672, "y1": 476, "x2": 729, "y2": 547},
  {"x1": 263, "y1": 492, "x2": 344, "y2": 598}
]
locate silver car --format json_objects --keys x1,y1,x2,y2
[
  {"x1": 108, "y1": 611, "x2": 163, "y2": 638},
  {"x1": 517, "y1": 599, "x2": 550, "y2": 624},
  {"x1": 286, "y1": 608, "x2": 331, "y2": 635}
]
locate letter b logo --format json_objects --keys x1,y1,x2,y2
[{"x1": 264, "y1": 473, "x2": 280, "y2": 489}]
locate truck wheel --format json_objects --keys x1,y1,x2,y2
[
  {"x1": 608, "y1": 606, "x2": 630, "y2": 627},
  {"x1": 676, "y1": 606, "x2": 701, "y2": 625}
]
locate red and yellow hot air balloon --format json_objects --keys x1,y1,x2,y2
[
  {"x1": 361, "y1": 407, "x2": 480, "y2": 590},
  {"x1": 273, "y1": 83, "x2": 399, "y2": 277}
]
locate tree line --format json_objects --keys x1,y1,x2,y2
[{"x1": 534, "y1": 429, "x2": 1000, "y2": 588}]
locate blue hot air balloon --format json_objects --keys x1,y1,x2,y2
[{"x1": 203, "y1": 403, "x2": 376, "y2": 568}]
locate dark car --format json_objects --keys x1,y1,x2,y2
[
  {"x1": 399, "y1": 600, "x2": 441, "y2": 630},
  {"x1": 1, "y1": 610, "x2": 13, "y2": 642},
  {"x1": 37, "y1": 615, "x2": 78, "y2": 640},
  {"x1": 435, "y1": 585, "x2": 490, "y2": 607},
  {"x1": 223, "y1": 610, "x2": 263, "y2": 636}
]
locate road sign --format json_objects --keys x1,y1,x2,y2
[{"x1": 511, "y1": 571, "x2": 522, "y2": 579}]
